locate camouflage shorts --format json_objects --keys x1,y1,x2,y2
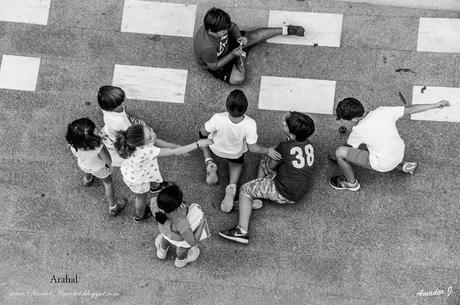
[{"x1": 241, "y1": 176, "x2": 294, "y2": 205}]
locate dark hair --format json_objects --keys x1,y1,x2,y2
[
  {"x1": 285, "y1": 112, "x2": 315, "y2": 142},
  {"x1": 335, "y1": 98, "x2": 364, "y2": 121},
  {"x1": 155, "y1": 183, "x2": 183, "y2": 224},
  {"x1": 97, "y1": 85, "x2": 125, "y2": 111},
  {"x1": 226, "y1": 89, "x2": 248, "y2": 117},
  {"x1": 66, "y1": 118, "x2": 101, "y2": 151},
  {"x1": 114, "y1": 124, "x2": 145, "y2": 159},
  {"x1": 204, "y1": 7, "x2": 231, "y2": 32}
]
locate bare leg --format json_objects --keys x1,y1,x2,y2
[
  {"x1": 160, "y1": 236, "x2": 171, "y2": 250},
  {"x1": 336, "y1": 146, "x2": 356, "y2": 183},
  {"x1": 134, "y1": 192, "x2": 148, "y2": 218},
  {"x1": 176, "y1": 247, "x2": 188, "y2": 260},
  {"x1": 201, "y1": 146, "x2": 213, "y2": 162},
  {"x1": 101, "y1": 175, "x2": 116, "y2": 208},
  {"x1": 245, "y1": 28, "x2": 283, "y2": 47},
  {"x1": 238, "y1": 192, "x2": 253, "y2": 232},
  {"x1": 228, "y1": 161, "x2": 244, "y2": 185},
  {"x1": 229, "y1": 63, "x2": 245, "y2": 85}
]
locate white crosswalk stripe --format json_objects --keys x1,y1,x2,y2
[
  {"x1": 417, "y1": 18, "x2": 460, "y2": 53},
  {"x1": 113, "y1": 64, "x2": 188, "y2": 103},
  {"x1": 0, "y1": 0, "x2": 51, "y2": 25},
  {"x1": 411, "y1": 86, "x2": 460, "y2": 122},
  {"x1": 258, "y1": 76, "x2": 336, "y2": 114},
  {"x1": 0, "y1": 55, "x2": 41, "y2": 91}
]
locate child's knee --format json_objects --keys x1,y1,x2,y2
[
  {"x1": 335, "y1": 146, "x2": 348, "y2": 159},
  {"x1": 229, "y1": 74, "x2": 244, "y2": 85}
]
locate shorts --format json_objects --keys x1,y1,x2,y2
[
  {"x1": 123, "y1": 179, "x2": 151, "y2": 194},
  {"x1": 79, "y1": 164, "x2": 112, "y2": 179},
  {"x1": 225, "y1": 154, "x2": 245, "y2": 164},
  {"x1": 207, "y1": 31, "x2": 247, "y2": 83},
  {"x1": 241, "y1": 176, "x2": 294, "y2": 204},
  {"x1": 346, "y1": 148, "x2": 373, "y2": 170},
  {"x1": 162, "y1": 234, "x2": 193, "y2": 249}
]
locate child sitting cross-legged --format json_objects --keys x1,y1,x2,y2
[{"x1": 219, "y1": 112, "x2": 316, "y2": 244}]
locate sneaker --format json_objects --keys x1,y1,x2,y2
[
  {"x1": 82, "y1": 174, "x2": 93, "y2": 187},
  {"x1": 287, "y1": 25, "x2": 305, "y2": 36},
  {"x1": 174, "y1": 246, "x2": 200, "y2": 268},
  {"x1": 233, "y1": 199, "x2": 263, "y2": 211},
  {"x1": 132, "y1": 206, "x2": 152, "y2": 223},
  {"x1": 205, "y1": 160, "x2": 218, "y2": 185},
  {"x1": 402, "y1": 162, "x2": 417, "y2": 175},
  {"x1": 109, "y1": 198, "x2": 127, "y2": 216},
  {"x1": 328, "y1": 175, "x2": 360, "y2": 191},
  {"x1": 150, "y1": 181, "x2": 169, "y2": 195},
  {"x1": 219, "y1": 226, "x2": 249, "y2": 244},
  {"x1": 221, "y1": 184, "x2": 237, "y2": 213},
  {"x1": 154, "y1": 234, "x2": 169, "y2": 260}
]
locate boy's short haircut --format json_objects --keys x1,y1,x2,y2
[
  {"x1": 226, "y1": 89, "x2": 248, "y2": 117},
  {"x1": 286, "y1": 111, "x2": 315, "y2": 142},
  {"x1": 336, "y1": 98, "x2": 364, "y2": 121},
  {"x1": 204, "y1": 7, "x2": 231, "y2": 33},
  {"x1": 97, "y1": 85, "x2": 125, "y2": 111}
]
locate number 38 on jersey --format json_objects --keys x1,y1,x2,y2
[{"x1": 290, "y1": 144, "x2": 314, "y2": 168}]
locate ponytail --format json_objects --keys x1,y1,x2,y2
[
  {"x1": 154, "y1": 211, "x2": 168, "y2": 224},
  {"x1": 114, "y1": 124, "x2": 145, "y2": 158}
]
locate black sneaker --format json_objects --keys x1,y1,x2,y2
[
  {"x1": 219, "y1": 226, "x2": 249, "y2": 244},
  {"x1": 150, "y1": 181, "x2": 169, "y2": 194},
  {"x1": 287, "y1": 25, "x2": 305, "y2": 36},
  {"x1": 328, "y1": 175, "x2": 360, "y2": 191}
]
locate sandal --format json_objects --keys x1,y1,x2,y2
[
  {"x1": 132, "y1": 206, "x2": 152, "y2": 223},
  {"x1": 205, "y1": 160, "x2": 218, "y2": 185},
  {"x1": 109, "y1": 198, "x2": 127, "y2": 216},
  {"x1": 82, "y1": 174, "x2": 93, "y2": 187}
]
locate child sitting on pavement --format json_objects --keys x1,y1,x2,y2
[
  {"x1": 199, "y1": 89, "x2": 281, "y2": 213},
  {"x1": 66, "y1": 118, "x2": 126, "y2": 216},
  {"x1": 219, "y1": 112, "x2": 316, "y2": 244},
  {"x1": 115, "y1": 124, "x2": 212, "y2": 222},
  {"x1": 329, "y1": 98, "x2": 451, "y2": 191},
  {"x1": 153, "y1": 183, "x2": 210, "y2": 268},
  {"x1": 193, "y1": 7, "x2": 305, "y2": 85}
]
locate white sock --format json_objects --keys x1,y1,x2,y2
[
  {"x1": 282, "y1": 25, "x2": 288, "y2": 35},
  {"x1": 238, "y1": 225, "x2": 247, "y2": 234},
  {"x1": 205, "y1": 158, "x2": 213, "y2": 164}
]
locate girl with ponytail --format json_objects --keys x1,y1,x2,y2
[
  {"x1": 153, "y1": 183, "x2": 209, "y2": 268},
  {"x1": 114, "y1": 124, "x2": 212, "y2": 222}
]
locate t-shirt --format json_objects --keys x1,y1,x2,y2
[
  {"x1": 204, "y1": 112, "x2": 258, "y2": 159},
  {"x1": 347, "y1": 106, "x2": 405, "y2": 172},
  {"x1": 193, "y1": 23, "x2": 241, "y2": 68},
  {"x1": 101, "y1": 107, "x2": 131, "y2": 141},
  {"x1": 274, "y1": 139, "x2": 315, "y2": 202},
  {"x1": 120, "y1": 143, "x2": 163, "y2": 184},
  {"x1": 70, "y1": 144, "x2": 106, "y2": 171}
]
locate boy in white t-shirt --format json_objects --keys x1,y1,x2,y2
[
  {"x1": 329, "y1": 97, "x2": 450, "y2": 191},
  {"x1": 198, "y1": 89, "x2": 281, "y2": 212}
]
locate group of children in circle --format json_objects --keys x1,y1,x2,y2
[{"x1": 65, "y1": 7, "x2": 452, "y2": 268}]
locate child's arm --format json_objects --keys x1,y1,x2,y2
[
  {"x1": 206, "y1": 47, "x2": 243, "y2": 71},
  {"x1": 229, "y1": 23, "x2": 247, "y2": 46},
  {"x1": 403, "y1": 100, "x2": 450, "y2": 116},
  {"x1": 157, "y1": 139, "x2": 212, "y2": 157},
  {"x1": 248, "y1": 143, "x2": 282, "y2": 161},
  {"x1": 98, "y1": 144, "x2": 112, "y2": 165},
  {"x1": 199, "y1": 125, "x2": 211, "y2": 137},
  {"x1": 180, "y1": 222, "x2": 205, "y2": 248},
  {"x1": 154, "y1": 138, "x2": 179, "y2": 149}
]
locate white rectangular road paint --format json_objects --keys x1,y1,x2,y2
[
  {"x1": 267, "y1": 11, "x2": 343, "y2": 47},
  {"x1": 0, "y1": 55, "x2": 41, "y2": 91},
  {"x1": 411, "y1": 86, "x2": 460, "y2": 123},
  {"x1": 121, "y1": 0, "x2": 197, "y2": 37},
  {"x1": 417, "y1": 18, "x2": 460, "y2": 53},
  {"x1": 258, "y1": 76, "x2": 336, "y2": 114},
  {"x1": 113, "y1": 65, "x2": 187, "y2": 103},
  {"x1": 0, "y1": 0, "x2": 51, "y2": 25}
]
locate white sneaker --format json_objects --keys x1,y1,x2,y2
[
  {"x1": 402, "y1": 162, "x2": 417, "y2": 175},
  {"x1": 174, "y1": 246, "x2": 200, "y2": 268},
  {"x1": 221, "y1": 184, "x2": 237, "y2": 213},
  {"x1": 154, "y1": 234, "x2": 168, "y2": 260}
]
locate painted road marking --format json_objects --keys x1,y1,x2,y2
[
  {"x1": 121, "y1": 0, "x2": 197, "y2": 38},
  {"x1": 113, "y1": 64, "x2": 187, "y2": 103},
  {"x1": 411, "y1": 86, "x2": 460, "y2": 122},
  {"x1": 417, "y1": 18, "x2": 460, "y2": 53},
  {"x1": 0, "y1": 55, "x2": 41, "y2": 91},
  {"x1": 258, "y1": 76, "x2": 336, "y2": 114},
  {"x1": 0, "y1": 0, "x2": 51, "y2": 25},
  {"x1": 267, "y1": 11, "x2": 343, "y2": 47}
]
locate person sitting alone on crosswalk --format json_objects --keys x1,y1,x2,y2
[
  {"x1": 193, "y1": 7, "x2": 305, "y2": 85},
  {"x1": 329, "y1": 98, "x2": 451, "y2": 191}
]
